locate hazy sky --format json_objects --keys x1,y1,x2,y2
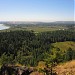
[{"x1": 0, "y1": 0, "x2": 74, "y2": 22}]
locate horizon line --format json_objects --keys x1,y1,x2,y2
[{"x1": 0, "y1": 20, "x2": 75, "y2": 22}]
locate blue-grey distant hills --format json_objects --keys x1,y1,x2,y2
[
  {"x1": 51, "y1": 21, "x2": 75, "y2": 24},
  {"x1": 0, "y1": 21, "x2": 74, "y2": 25}
]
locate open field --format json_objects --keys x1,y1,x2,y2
[
  {"x1": 51, "y1": 41, "x2": 75, "y2": 51},
  {"x1": 25, "y1": 26, "x2": 67, "y2": 32},
  {"x1": 0, "y1": 26, "x2": 67, "y2": 33}
]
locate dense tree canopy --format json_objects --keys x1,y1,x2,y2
[{"x1": 0, "y1": 30, "x2": 75, "y2": 66}]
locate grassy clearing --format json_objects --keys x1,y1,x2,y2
[
  {"x1": 0, "y1": 26, "x2": 67, "y2": 33},
  {"x1": 51, "y1": 41, "x2": 75, "y2": 52},
  {"x1": 25, "y1": 26, "x2": 67, "y2": 32}
]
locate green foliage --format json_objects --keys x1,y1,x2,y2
[
  {"x1": 0, "y1": 30, "x2": 75, "y2": 66},
  {"x1": 65, "y1": 48, "x2": 75, "y2": 61},
  {"x1": 0, "y1": 53, "x2": 13, "y2": 65}
]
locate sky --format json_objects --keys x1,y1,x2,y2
[{"x1": 0, "y1": 0, "x2": 74, "y2": 22}]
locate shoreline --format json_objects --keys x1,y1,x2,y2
[{"x1": 0, "y1": 24, "x2": 10, "y2": 30}]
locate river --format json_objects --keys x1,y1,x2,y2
[{"x1": 0, "y1": 24, "x2": 10, "y2": 30}]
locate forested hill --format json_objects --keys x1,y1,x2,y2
[{"x1": 0, "y1": 30, "x2": 75, "y2": 66}]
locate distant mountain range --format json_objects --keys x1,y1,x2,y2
[
  {"x1": 51, "y1": 21, "x2": 75, "y2": 24},
  {"x1": 0, "y1": 21, "x2": 75, "y2": 25}
]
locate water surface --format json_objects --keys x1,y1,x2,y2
[{"x1": 0, "y1": 24, "x2": 10, "y2": 30}]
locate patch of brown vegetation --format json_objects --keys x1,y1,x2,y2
[
  {"x1": 54, "y1": 60, "x2": 75, "y2": 75},
  {"x1": 30, "y1": 71, "x2": 44, "y2": 75},
  {"x1": 37, "y1": 61, "x2": 46, "y2": 69}
]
